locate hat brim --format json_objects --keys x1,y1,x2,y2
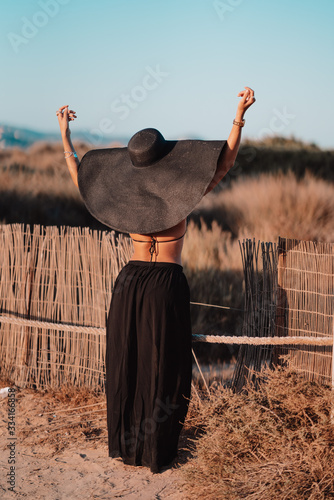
[{"x1": 78, "y1": 139, "x2": 226, "y2": 234}]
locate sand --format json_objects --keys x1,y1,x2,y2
[{"x1": 0, "y1": 382, "x2": 190, "y2": 499}]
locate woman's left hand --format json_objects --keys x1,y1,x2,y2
[{"x1": 56, "y1": 105, "x2": 77, "y2": 138}]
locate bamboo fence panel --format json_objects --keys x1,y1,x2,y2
[
  {"x1": 232, "y1": 239, "x2": 278, "y2": 391},
  {"x1": 275, "y1": 237, "x2": 334, "y2": 385},
  {"x1": 232, "y1": 237, "x2": 334, "y2": 390},
  {"x1": 0, "y1": 224, "x2": 133, "y2": 391}
]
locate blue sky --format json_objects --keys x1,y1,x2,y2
[{"x1": 1, "y1": 0, "x2": 334, "y2": 148}]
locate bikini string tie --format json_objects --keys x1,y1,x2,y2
[
  {"x1": 149, "y1": 237, "x2": 157, "y2": 262},
  {"x1": 132, "y1": 227, "x2": 187, "y2": 262}
]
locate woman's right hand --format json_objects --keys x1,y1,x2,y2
[
  {"x1": 56, "y1": 105, "x2": 77, "y2": 138},
  {"x1": 236, "y1": 87, "x2": 256, "y2": 119}
]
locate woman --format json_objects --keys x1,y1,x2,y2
[{"x1": 57, "y1": 87, "x2": 256, "y2": 473}]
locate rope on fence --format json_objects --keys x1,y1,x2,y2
[
  {"x1": 0, "y1": 315, "x2": 103, "y2": 335},
  {"x1": 192, "y1": 334, "x2": 333, "y2": 346},
  {"x1": 0, "y1": 301, "x2": 241, "y2": 335},
  {"x1": 0, "y1": 315, "x2": 332, "y2": 346}
]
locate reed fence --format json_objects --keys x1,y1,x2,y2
[
  {"x1": 0, "y1": 224, "x2": 133, "y2": 390},
  {"x1": 232, "y1": 237, "x2": 334, "y2": 390},
  {"x1": 275, "y1": 237, "x2": 334, "y2": 384},
  {"x1": 1, "y1": 224, "x2": 334, "y2": 392},
  {"x1": 232, "y1": 240, "x2": 278, "y2": 390}
]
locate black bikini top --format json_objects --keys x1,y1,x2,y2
[{"x1": 131, "y1": 225, "x2": 187, "y2": 262}]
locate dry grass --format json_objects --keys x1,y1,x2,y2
[
  {"x1": 180, "y1": 362, "x2": 334, "y2": 500},
  {"x1": 0, "y1": 141, "x2": 89, "y2": 194},
  {"x1": 183, "y1": 220, "x2": 242, "y2": 272},
  {"x1": 196, "y1": 170, "x2": 334, "y2": 242},
  {"x1": 0, "y1": 141, "x2": 114, "y2": 228},
  {"x1": 0, "y1": 142, "x2": 90, "y2": 227}
]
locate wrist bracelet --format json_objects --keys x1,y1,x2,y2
[
  {"x1": 233, "y1": 119, "x2": 245, "y2": 127},
  {"x1": 64, "y1": 151, "x2": 78, "y2": 159}
]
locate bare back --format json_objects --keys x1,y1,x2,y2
[{"x1": 129, "y1": 219, "x2": 187, "y2": 265}]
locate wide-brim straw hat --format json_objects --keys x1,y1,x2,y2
[{"x1": 78, "y1": 128, "x2": 226, "y2": 234}]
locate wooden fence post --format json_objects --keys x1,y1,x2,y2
[{"x1": 273, "y1": 237, "x2": 287, "y2": 365}]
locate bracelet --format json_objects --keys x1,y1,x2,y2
[
  {"x1": 233, "y1": 119, "x2": 245, "y2": 127},
  {"x1": 64, "y1": 151, "x2": 78, "y2": 159}
]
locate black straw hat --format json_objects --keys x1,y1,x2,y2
[{"x1": 78, "y1": 128, "x2": 225, "y2": 234}]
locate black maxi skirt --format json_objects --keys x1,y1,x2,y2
[{"x1": 105, "y1": 260, "x2": 192, "y2": 473}]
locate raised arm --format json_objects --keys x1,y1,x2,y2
[
  {"x1": 204, "y1": 86, "x2": 256, "y2": 195},
  {"x1": 56, "y1": 105, "x2": 80, "y2": 188}
]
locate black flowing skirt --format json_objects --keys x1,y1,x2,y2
[{"x1": 105, "y1": 260, "x2": 192, "y2": 473}]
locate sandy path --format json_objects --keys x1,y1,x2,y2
[
  {"x1": 0, "y1": 443, "x2": 182, "y2": 499},
  {"x1": 0, "y1": 383, "x2": 190, "y2": 499}
]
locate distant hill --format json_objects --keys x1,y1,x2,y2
[{"x1": 0, "y1": 124, "x2": 127, "y2": 149}]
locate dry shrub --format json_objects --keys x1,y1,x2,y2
[
  {"x1": 0, "y1": 144, "x2": 103, "y2": 227},
  {"x1": 234, "y1": 142, "x2": 334, "y2": 182},
  {"x1": 197, "y1": 171, "x2": 334, "y2": 243},
  {"x1": 183, "y1": 219, "x2": 242, "y2": 272},
  {"x1": 181, "y1": 363, "x2": 334, "y2": 500},
  {"x1": 0, "y1": 142, "x2": 89, "y2": 198},
  {"x1": 0, "y1": 141, "x2": 89, "y2": 172},
  {"x1": 0, "y1": 140, "x2": 123, "y2": 175}
]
